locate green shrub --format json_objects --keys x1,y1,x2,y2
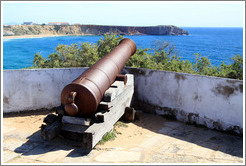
[
  {"x1": 30, "y1": 34, "x2": 243, "y2": 80},
  {"x1": 97, "y1": 33, "x2": 124, "y2": 58}
]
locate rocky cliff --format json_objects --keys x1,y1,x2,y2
[{"x1": 3, "y1": 24, "x2": 189, "y2": 36}]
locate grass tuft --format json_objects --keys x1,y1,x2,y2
[
  {"x1": 98, "y1": 130, "x2": 116, "y2": 145},
  {"x1": 98, "y1": 121, "x2": 128, "y2": 145}
]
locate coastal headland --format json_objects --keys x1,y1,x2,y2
[{"x1": 3, "y1": 24, "x2": 189, "y2": 39}]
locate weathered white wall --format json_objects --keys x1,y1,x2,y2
[
  {"x1": 3, "y1": 67, "x2": 243, "y2": 134},
  {"x1": 124, "y1": 68, "x2": 243, "y2": 134},
  {"x1": 3, "y1": 68, "x2": 87, "y2": 113}
]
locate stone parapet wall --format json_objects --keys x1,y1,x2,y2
[
  {"x1": 3, "y1": 67, "x2": 243, "y2": 135},
  {"x1": 124, "y1": 68, "x2": 243, "y2": 135},
  {"x1": 3, "y1": 68, "x2": 87, "y2": 113}
]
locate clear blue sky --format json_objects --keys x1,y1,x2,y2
[{"x1": 2, "y1": 1, "x2": 245, "y2": 27}]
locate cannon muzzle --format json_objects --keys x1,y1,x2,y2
[{"x1": 61, "y1": 38, "x2": 136, "y2": 117}]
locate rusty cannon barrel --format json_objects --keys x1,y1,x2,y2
[{"x1": 61, "y1": 38, "x2": 136, "y2": 117}]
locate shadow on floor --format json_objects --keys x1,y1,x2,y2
[
  {"x1": 131, "y1": 112, "x2": 243, "y2": 158},
  {"x1": 14, "y1": 129, "x2": 91, "y2": 158}
]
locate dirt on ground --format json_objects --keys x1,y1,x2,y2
[
  {"x1": 3, "y1": 110, "x2": 51, "y2": 133},
  {"x1": 96, "y1": 112, "x2": 166, "y2": 150}
]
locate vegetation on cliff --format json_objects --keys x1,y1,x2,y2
[
  {"x1": 3, "y1": 24, "x2": 188, "y2": 36},
  {"x1": 31, "y1": 34, "x2": 243, "y2": 80}
]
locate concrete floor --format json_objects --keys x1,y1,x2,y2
[{"x1": 2, "y1": 110, "x2": 244, "y2": 164}]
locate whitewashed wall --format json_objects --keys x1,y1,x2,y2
[
  {"x1": 124, "y1": 68, "x2": 243, "y2": 135},
  {"x1": 3, "y1": 68, "x2": 87, "y2": 112},
  {"x1": 3, "y1": 67, "x2": 243, "y2": 134}
]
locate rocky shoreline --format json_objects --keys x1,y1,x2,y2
[{"x1": 3, "y1": 24, "x2": 189, "y2": 37}]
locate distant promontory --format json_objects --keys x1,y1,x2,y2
[{"x1": 3, "y1": 24, "x2": 189, "y2": 37}]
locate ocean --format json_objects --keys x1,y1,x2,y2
[{"x1": 3, "y1": 27, "x2": 243, "y2": 70}]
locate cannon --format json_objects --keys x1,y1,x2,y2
[
  {"x1": 41, "y1": 38, "x2": 136, "y2": 149},
  {"x1": 61, "y1": 38, "x2": 137, "y2": 117}
]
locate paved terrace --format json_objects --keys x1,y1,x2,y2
[{"x1": 2, "y1": 110, "x2": 243, "y2": 164}]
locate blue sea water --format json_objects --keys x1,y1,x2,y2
[{"x1": 3, "y1": 27, "x2": 243, "y2": 70}]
